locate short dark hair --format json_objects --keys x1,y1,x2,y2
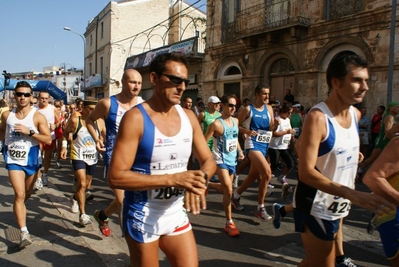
[
  {"x1": 254, "y1": 83, "x2": 270, "y2": 95},
  {"x1": 279, "y1": 102, "x2": 292, "y2": 113},
  {"x1": 220, "y1": 94, "x2": 235, "y2": 104},
  {"x1": 149, "y1": 52, "x2": 189, "y2": 76},
  {"x1": 243, "y1": 98, "x2": 250, "y2": 103},
  {"x1": 326, "y1": 51, "x2": 368, "y2": 89},
  {"x1": 378, "y1": 105, "x2": 386, "y2": 112},
  {"x1": 15, "y1": 81, "x2": 32, "y2": 93}
]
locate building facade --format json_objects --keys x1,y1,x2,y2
[
  {"x1": 83, "y1": 0, "x2": 206, "y2": 100},
  {"x1": 202, "y1": 0, "x2": 399, "y2": 110}
]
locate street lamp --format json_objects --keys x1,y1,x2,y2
[{"x1": 63, "y1": 27, "x2": 86, "y2": 97}]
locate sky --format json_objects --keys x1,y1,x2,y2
[{"x1": 1, "y1": 0, "x2": 206, "y2": 74}]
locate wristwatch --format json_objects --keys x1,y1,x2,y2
[{"x1": 29, "y1": 130, "x2": 35, "y2": 137}]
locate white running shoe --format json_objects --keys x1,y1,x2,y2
[
  {"x1": 70, "y1": 195, "x2": 79, "y2": 213},
  {"x1": 232, "y1": 174, "x2": 239, "y2": 189},
  {"x1": 267, "y1": 183, "x2": 275, "y2": 189},
  {"x1": 255, "y1": 208, "x2": 272, "y2": 221},
  {"x1": 19, "y1": 231, "x2": 32, "y2": 248},
  {"x1": 79, "y1": 214, "x2": 93, "y2": 226},
  {"x1": 34, "y1": 178, "x2": 43, "y2": 190}
]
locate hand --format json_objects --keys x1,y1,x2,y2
[
  {"x1": 96, "y1": 139, "x2": 106, "y2": 153},
  {"x1": 358, "y1": 152, "x2": 364, "y2": 163},
  {"x1": 14, "y1": 123, "x2": 29, "y2": 135},
  {"x1": 238, "y1": 151, "x2": 245, "y2": 161},
  {"x1": 60, "y1": 147, "x2": 67, "y2": 160},
  {"x1": 174, "y1": 170, "x2": 207, "y2": 195},
  {"x1": 350, "y1": 191, "x2": 395, "y2": 216},
  {"x1": 184, "y1": 191, "x2": 206, "y2": 214}
]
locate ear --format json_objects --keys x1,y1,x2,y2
[
  {"x1": 149, "y1": 72, "x2": 158, "y2": 87},
  {"x1": 330, "y1": 77, "x2": 341, "y2": 89}
]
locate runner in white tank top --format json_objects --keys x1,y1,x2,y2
[
  {"x1": 293, "y1": 52, "x2": 394, "y2": 266},
  {"x1": 107, "y1": 53, "x2": 216, "y2": 266},
  {"x1": 0, "y1": 82, "x2": 51, "y2": 248}
]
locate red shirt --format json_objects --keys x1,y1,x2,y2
[{"x1": 371, "y1": 114, "x2": 382, "y2": 134}]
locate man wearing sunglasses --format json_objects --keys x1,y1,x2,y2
[
  {"x1": 108, "y1": 52, "x2": 216, "y2": 266},
  {"x1": 86, "y1": 68, "x2": 144, "y2": 237},
  {"x1": 204, "y1": 94, "x2": 245, "y2": 237},
  {"x1": 0, "y1": 81, "x2": 51, "y2": 247}
]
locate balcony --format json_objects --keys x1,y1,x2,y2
[
  {"x1": 234, "y1": 0, "x2": 310, "y2": 40},
  {"x1": 82, "y1": 74, "x2": 102, "y2": 90}
]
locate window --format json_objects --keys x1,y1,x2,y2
[
  {"x1": 100, "y1": 22, "x2": 104, "y2": 39},
  {"x1": 326, "y1": 0, "x2": 362, "y2": 20},
  {"x1": 90, "y1": 34, "x2": 93, "y2": 47},
  {"x1": 100, "y1": 57, "x2": 103, "y2": 78},
  {"x1": 89, "y1": 63, "x2": 92, "y2": 76}
]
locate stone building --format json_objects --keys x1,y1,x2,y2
[
  {"x1": 83, "y1": 0, "x2": 206, "y2": 100},
  {"x1": 202, "y1": 0, "x2": 399, "y2": 110}
]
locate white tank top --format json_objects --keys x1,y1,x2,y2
[
  {"x1": 293, "y1": 102, "x2": 359, "y2": 220},
  {"x1": 37, "y1": 104, "x2": 55, "y2": 140}
]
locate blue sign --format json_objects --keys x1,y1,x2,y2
[{"x1": 0, "y1": 78, "x2": 67, "y2": 103}]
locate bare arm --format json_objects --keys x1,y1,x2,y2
[
  {"x1": 32, "y1": 112, "x2": 52, "y2": 145},
  {"x1": 298, "y1": 109, "x2": 394, "y2": 215},
  {"x1": 86, "y1": 98, "x2": 110, "y2": 152},
  {"x1": 60, "y1": 114, "x2": 78, "y2": 159},
  {"x1": 363, "y1": 137, "x2": 399, "y2": 206},
  {"x1": 0, "y1": 110, "x2": 10, "y2": 141}
]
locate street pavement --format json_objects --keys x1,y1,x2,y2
[{"x1": 0, "y1": 156, "x2": 390, "y2": 267}]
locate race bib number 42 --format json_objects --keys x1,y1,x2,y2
[{"x1": 256, "y1": 130, "x2": 272, "y2": 143}]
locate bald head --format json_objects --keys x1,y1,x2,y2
[{"x1": 122, "y1": 69, "x2": 142, "y2": 95}]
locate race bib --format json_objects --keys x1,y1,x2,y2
[
  {"x1": 150, "y1": 187, "x2": 184, "y2": 200},
  {"x1": 7, "y1": 141, "x2": 30, "y2": 166},
  {"x1": 256, "y1": 130, "x2": 272, "y2": 143},
  {"x1": 326, "y1": 195, "x2": 351, "y2": 217},
  {"x1": 79, "y1": 148, "x2": 98, "y2": 163},
  {"x1": 225, "y1": 139, "x2": 237, "y2": 153},
  {"x1": 282, "y1": 134, "x2": 291, "y2": 145}
]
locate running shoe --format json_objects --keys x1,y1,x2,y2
[
  {"x1": 230, "y1": 196, "x2": 244, "y2": 211},
  {"x1": 272, "y1": 203, "x2": 283, "y2": 229},
  {"x1": 232, "y1": 174, "x2": 239, "y2": 189},
  {"x1": 224, "y1": 222, "x2": 240, "y2": 237},
  {"x1": 281, "y1": 183, "x2": 289, "y2": 200},
  {"x1": 19, "y1": 231, "x2": 32, "y2": 248},
  {"x1": 255, "y1": 207, "x2": 272, "y2": 221},
  {"x1": 42, "y1": 173, "x2": 48, "y2": 187},
  {"x1": 277, "y1": 176, "x2": 287, "y2": 184},
  {"x1": 79, "y1": 214, "x2": 93, "y2": 226},
  {"x1": 86, "y1": 191, "x2": 94, "y2": 201},
  {"x1": 94, "y1": 210, "x2": 111, "y2": 237},
  {"x1": 34, "y1": 177, "x2": 43, "y2": 191},
  {"x1": 367, "y1": 213, "x2": 377, "y2": 235},
  {"x1": 336, "y1": 257, "x2": 360, "y2": 267},
  {"x1": 266, "y1": 190, "x2": 273, "y2": 197},
  {"x1": 267, "y1": 183, "x2": 275, "y2": 189},
  {"x1": 55, "y1": 161, "x2": 62, "y2": 169},
  {"x1": 70, "y1": 195, "x2": 79, "y2": 213}
]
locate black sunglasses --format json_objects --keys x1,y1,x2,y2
[
  {"x1": 226, "y1": 103, "x2": 236, "y2": 108},
  {"x1": 15, "y1": 92, "x2": 32, "y2": 97},
  {"x1": 162, "y1": 73, "x2": 190, "y2": 87}
]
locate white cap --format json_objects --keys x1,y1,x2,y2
[
  {"x1": 292, "y1": 103, "x2": 301, "y2": 108},
  {"x1": 207, "y1": 96, "x2": 221, "y2": 104}
]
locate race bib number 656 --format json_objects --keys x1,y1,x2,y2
[{"x1": 256, "y1": 130, "x2": 272, "y2": 143}]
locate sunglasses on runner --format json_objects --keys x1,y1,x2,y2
[
  {"x1": 15, "y1": 92, "x2": 32, "y2": 97},
  {"x1": 162, "y1": 73, "x2": 190, "y2": 87}
]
